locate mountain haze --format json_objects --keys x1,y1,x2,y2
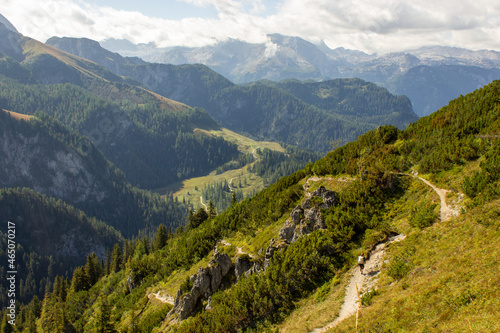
[{"x1": 102, "y1": 34, "x2": 500, "y2": 117}]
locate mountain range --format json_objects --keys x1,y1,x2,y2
[
  {"x1": 102, "y1": 34, "x2": 500, "y2": 117},
  {"x1": 46, "y1": 36, "x2": 417, "y2": 153}
]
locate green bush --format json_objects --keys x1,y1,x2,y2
[
  {"x1": 361, "y1": 288, "x2": 380, "y2": 306},
  {"x1": 387, "y1": 256, "x2": 411, "y2": 280},
  {"x1": 409, "y1": 203, "x2": 438, "y2": 228}
]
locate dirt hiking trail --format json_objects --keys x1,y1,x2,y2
[
  {"x1": 311, "y1": 234, "x2": 406, "y2": 333},
  {"x1": 415, "y1": 176, "x2": 460, "y2": 222},
  {"x1": 148, "y1": 291, "x2": 174, "y2": 305}
]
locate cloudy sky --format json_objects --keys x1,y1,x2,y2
[{"x1": 1, "y1": 0, "x2": 499, "y2": 54}]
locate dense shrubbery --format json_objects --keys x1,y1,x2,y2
[
  {"x1": 463, "y1": 141, "x2": 500, "y2": 202},
  {"x1": 178, "y1": 172, "x2": 401, "y2": 332}
]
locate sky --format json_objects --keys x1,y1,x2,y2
[{"x1": 1, "y1": 0, "x2": 500, "y2": 54}]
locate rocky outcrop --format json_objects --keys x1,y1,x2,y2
[
  {"x1": 168, "y1": 183, "x2": 337, "y2": 322},
  {"x1": 281, "y1": 186, "x2": 335, "y2": 244},
  {"x1": 263, "y1": 239, "x2": 289, "y2": 269},
  {"x1": 311, "y1": 186, "x2": 336, "y2": 209},
  {"x1": 278, "y1": 220, "x2": 296, "y2": 242},
  {"x1": 235, "y1": 256, "x2": 254, "y2": 280},
  {"x1": 168, "y1": 253, "x2": 233, "y2": 321},
  {"x1": 290, "y1": 205, "x2": 304, "y2": 224}
]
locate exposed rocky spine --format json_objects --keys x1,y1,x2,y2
[{"x1": 168, "y1": 253, "x2": 233, "y2": 321}]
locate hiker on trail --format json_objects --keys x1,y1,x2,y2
[{"x1": 358, "y1": 254, "x2": 365, "y2": 274}]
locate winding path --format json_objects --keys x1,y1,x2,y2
[
  {"x1": 311, "y1": 234, "x2": 406, "y2": 332},
  {"x1": 199, "y1": 196, "x2": 208, "y2": 211},
  {"x1": 415, "y1": 176, "x2": 459, "y2": 222}
]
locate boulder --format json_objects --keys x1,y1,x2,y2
[
  {"x1": 212, "y1": 252, "x2": 232, "y2": 276},
  {"x1": 311, "y1": 186, "x2": 336, "y2": 209},
  {"x1": 208, "y1": 265, "x2": 222, "y2": 295},
  {"x1": 292, "y1": 221, "x2": 311, "y2": 242},
  {"x1": 301, "y1": 197, "x2": 312, "y2": 209},
  {"x1": 304, "y1": 207, "x2": 326, "y2": 230},
  {"x1": 193, "y1": 268, "x2": 211, "y2": 299},
  {"x1": 278, "y1": 220, "x2": 296, "y2": 242},
  {"x1": 321, "y1": 191, "x2": 336, "y2": 209}
]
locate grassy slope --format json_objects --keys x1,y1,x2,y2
[
  {"x1": 333, "y1": 200, "x2": 500, "y2": 332},
  {"x1": 2, "y1": 108, "x2": 34, "y2": 121}
]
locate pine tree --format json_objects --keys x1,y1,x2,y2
[
  {"x1": 111, "y1": 244, "x2": 122, "y2": 273},
  {"x1": 85, "y1": 252, "x2": 101, "y2": 286},
  {"x1": 123, "y1": 240, "x2": 135, "y2": 266},
  {"x1": 0, "y1": 313, "x2": 14, "y2": 333},
  {"x1": 38, "y1": 292, "x2": 67, "y2": 333},
  {"x1": 231, "y1": 191, "x2": 237, "y2": 205},
  {"x1": 53, "y1": 275, "x2": 67, "y2": 301},
  {"x1": 153, "y1": 224, "x2": 168, "y2": 251},
  {"x1": 29, "y1": 295, "x2": 42, "y2": 319},
  {"x1": 207, "y1": 200, "x2": 217, "y2": 218},
  {"x1": 93, "y1": 295, "x2": 115, "y2": 333},
  {"x1": 105, "y1": 248, "x2": 112, "y2": 275},
  {"x1": 70, "y1": 266, "x2": 90, "y2": 293}
]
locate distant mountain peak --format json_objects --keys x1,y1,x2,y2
[{"x1": 0, "y1": 13, "x2": 19, "y2": 34}]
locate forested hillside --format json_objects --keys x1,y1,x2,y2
[
  {"x1": 0, "y1": 110, "x2": 188, "y2": 238},
  {"x1": 0, "y1": 187, "x2": 123, "y2": 304},
  {"x1": 7, "y1": 78, "x2": 498, "y2": 331}
]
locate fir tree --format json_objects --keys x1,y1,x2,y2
[
  {"x1": 231, "y1": 191, "x2": 237, "y2": 205},
  {"x1": 207, "y1": 200, "x2": 217, "y2": 218},
  {"x1": 153, "y1": 224, "x2": 168, "y2": 251},
  {"x1": 85, "y1": 252, "x2": 101, "y2": 286},
  {"x1": 111, "y1": 244, "x2": 122, "y2": 273}
]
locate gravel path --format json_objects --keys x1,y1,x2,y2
[
  {"x1": 415, "y1": 176, "x2": 459, "y2": 222},
  {"x1": 311, "y1": 234, "x2": 406, "y2": 332}
]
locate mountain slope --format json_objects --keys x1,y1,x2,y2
[
  {"x1": 16, "y1": 79, "x2": 500, "y2": 331},
  {"x1": 0, "y1": 27, "x2": 240, "y2": 189},
  {"x1": 259, "y1": 78, "x2": 415, "y2": 127},
  {"x1": 0, "y1": 109, "x2": 188, "y2": 238},
  {"x1": 0, "y1": 187, "x2": 124, "y2": 304},
  {"x1": 46, "y1": 36, "x2": 418, "y2": 152}
]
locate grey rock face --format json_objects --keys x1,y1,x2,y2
[
  {"x1": 278, "y1": 220, "x2": 296, "y2": 242},
  {"x1": 311, "y1": 186, "x2": 336, "y2": 209},
  {"x1": 235, "y1": 256, "x2": 254, "y2": 280},
  {"x1": 290, "y1": 205, "x2": 304, "y2": 224},
  {"x1": 168, "y1": 252, "x2": 233, "y2": 321},
  {"x1": 304, "y1": 207, "x2": 326, "y2": 230}
]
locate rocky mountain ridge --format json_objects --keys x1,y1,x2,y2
[{"x1": 101, "y1": 34, "x2": 500, "y2": 117}]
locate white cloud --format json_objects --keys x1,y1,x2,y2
[{"x1": 0, "y1": 0, "x2": 499, "y2": 53}]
